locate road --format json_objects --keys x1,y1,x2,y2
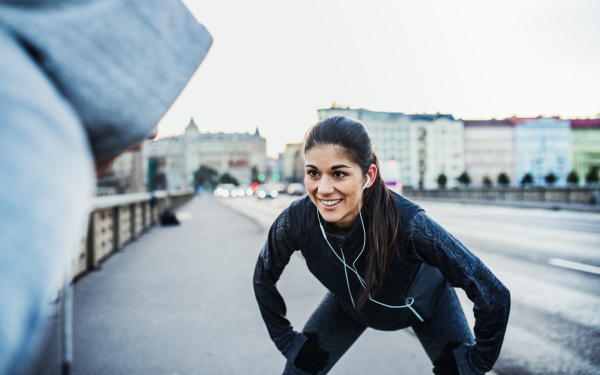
[{"x1": 221, "y1": 195, "x2": 600, "y2": 375}]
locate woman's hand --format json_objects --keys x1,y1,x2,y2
[
  {"x1": 433, "y1": 342, "x2": 461, "y2": 375},
  {"x1": 293, "y1": 332, "x2": 329, "y2": 374}
]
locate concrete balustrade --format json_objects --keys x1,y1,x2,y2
[
  {"x1": 71, "y1": 190, "x2": 195, "y2": 280},
  {"x1": 403, "y1": 187, "x2": 600, "y2": 206}
]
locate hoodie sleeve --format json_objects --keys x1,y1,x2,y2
[
  {"x1": 253, "y1": 207, "x2": 308, "y2": 362},
  {"x1": 405, "y1": 211, "x2": 510, "y2": 375},
  {"x1": 0, "y1": 0, "x2": 212, "y2": 159}
]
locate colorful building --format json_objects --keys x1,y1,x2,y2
[
  {"x1": 463, "y1": 119, "x2": 515, "y2": 187},
  {"x1": 570, "y1": 118, "x2": 600, "y2": 185},
  {"x1": 514, "y1": 117, "x2": 572, "y2": 186}
]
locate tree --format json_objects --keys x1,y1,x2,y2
[
  {"x1": 219, "y1": 172, "x2": 239, "y2": 185},
  {"x1": 566, "y1": 170, "x2": 580, "y2": 186},
  {"x1": 482, "y1": 176, "x2": 492, "y2": 188},
  {"x1": 521, "y1": 173, "x2": 533, "y2": 187},
  {"x1": 544, "y1": 172, "x2": 557, "y2": 186},
  {"x1": 194, "y1": 165, "x2": 218, "y2": 190},
  {"x1": 437, "y1": 173, "x2": 447, "y2": 189},
  {"x1": 458, "y1": 171, "x2": 471, "y2": 187},
  {"x1": 586, "y1": 166, "x2": 599, "y2": 185},
  {"x1": 497, "y1": 172, "x2": 510, "y2": 187}
]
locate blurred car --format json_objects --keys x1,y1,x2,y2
[
  {"x1": 214, "y1": 184, "x2": 246, "y2": 198},
  {"x1": 287, "y1": 183, "x2": 306, "y2": 196},
  {"x1": 256, "y1": 184, "x2": 279, "y2": 199}
]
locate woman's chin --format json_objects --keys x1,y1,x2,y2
[{"x1": 318, "y1": 209, "x2": 343, "y2": 223}]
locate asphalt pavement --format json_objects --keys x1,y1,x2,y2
[
  {"x1": 64, "y1": 194, "x2": 600, "y2": 375},
  {"x1": 221, "y1": 194, "x2": 600, "y2": 375}
]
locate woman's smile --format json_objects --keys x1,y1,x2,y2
[{"x1": 318, "y1": 198, "x2": 343, "y2": 209}]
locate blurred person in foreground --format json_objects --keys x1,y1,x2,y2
[
  {"x1": 0, "y1": 1, "x2": 212, "y2": 374},
  {"x1": 253, "y1": 116, "x2": 511, "y2": 375}
]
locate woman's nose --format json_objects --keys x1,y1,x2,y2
[{"x1": 318, "y1": 177, "x2": 335, "y2": 195}]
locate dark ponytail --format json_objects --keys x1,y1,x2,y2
[{"x1": 304, "y1": 116, "x2": 399, "y2": 310}]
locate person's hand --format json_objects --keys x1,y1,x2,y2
[
  {"x1": 94, "y1": 126, "x2": 158, "y2": 179},
  {"x1": 293, "y1": 332, "x2": 329, "y2": 375},
  {"x1": 95, "y1": 156, "x2": 118, "y2": 179},
  {"x1": 432, "y1": 342, "x2": 461, "y2": 375}
]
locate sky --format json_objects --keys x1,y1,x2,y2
[{"x1": 157, "y1": 0, "x2": 600, "y2": 157}]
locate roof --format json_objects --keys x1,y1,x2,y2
[
  {"x1": 409, "y1": 113, "x2": 455, "y2": 121},
  {"x1": 323, "y1": 107, "x2": 456, "y2": 121},
  {"x1": 463, "y1": 119, "x2": 513, "y2": 127},
  {"x1": 570, "y1": 118, "x2": 600, "y2": 129},
  {"x1": 508, "y1": 116, "x2": 563, "y2": 125}
]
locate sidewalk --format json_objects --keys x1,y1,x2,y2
[{"x1": 67, "y1": 196, "x2": 436, "y2": 375}]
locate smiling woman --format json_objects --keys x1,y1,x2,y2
[
  {"x1": 253, "y1": 116, "x2": 511, "y2": 375},
  {"x1": 304, "y1": 149, "x2": 374, "y2": 234}
]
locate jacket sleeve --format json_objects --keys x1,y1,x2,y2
[
  {"x1": 253, "y1": 207, "x2": 307, "y2": 362},
  {"x1": 405, "y1": 211, "x2": 510, "y2": 375}
]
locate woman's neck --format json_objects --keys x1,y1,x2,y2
[{"x1": 330, "y1": 218, "x2": 356, "y2": 237}]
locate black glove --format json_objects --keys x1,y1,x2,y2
[
  {"x1": 293, "y1": 332, "x2": 330, "y2": 374},
  {"x1": 432, "y1": 342, "x2": 461, "y2": 375}
]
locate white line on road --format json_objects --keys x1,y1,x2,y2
[{"x1": 548, "y1": 258, "x2": 600, "y2": 275}]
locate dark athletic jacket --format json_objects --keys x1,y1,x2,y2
[{"x1": 253, "y1": 193, "x2": 510, "y2": 374}]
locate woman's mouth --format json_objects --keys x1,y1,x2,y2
[{"x1": 319, "y1": 198, "x2": 342, "y2": 209}]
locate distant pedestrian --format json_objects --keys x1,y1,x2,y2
[{"x1": 253, "y1": 116, "x2": 510, "y2": 375}]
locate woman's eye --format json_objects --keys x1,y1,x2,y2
[
  {"x1": 333, "y1": 172, "x2": 346, "y2": 178},
  {"x1": 307, "y1": 170, "x2": 318, "y2": 178}
]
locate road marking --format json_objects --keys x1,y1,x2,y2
[{"x1": 548, "y1": 258, "x2": 600, "y2": 275}]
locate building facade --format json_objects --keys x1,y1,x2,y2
[
  {"x1": 570, "y1": 118, "x2": 600, "y2": 185},
  {"x1": 317, "y1": 108, "x2": 465, "y2": 189},
  {"x1": 463, "y1": 119, "x2": 516, "y2": 187},
  {"x1": 143, "y1": 119, "x2": 267, "y2": 190},
  {"x1": 96, "y1": 150, "x2": 144, "y2": 195},
  {"x1": 514, "y1": 117, "x2": 572, "y2": 186},
  {"x1": 282, "y1": 143, "x2": 304, "y2": 183}
]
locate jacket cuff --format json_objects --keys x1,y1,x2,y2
[
  {"x1": 277, "y1": 331, "x2": 308, "y2": 363},
  {"x1": 454, "y1": 343, "x2": 487, "y2": 375}
]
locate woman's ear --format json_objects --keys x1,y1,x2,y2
[{"x1": 366, "y1": 164, "x2": 377, "y2": 188}]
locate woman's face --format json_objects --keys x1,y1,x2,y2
[{"x1": 304, "y1": 145, "x2": 375, "y2": 231}]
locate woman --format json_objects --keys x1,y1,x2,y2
[{"x1": 253, "y1": 116, "x2": 510, "y2": 375}]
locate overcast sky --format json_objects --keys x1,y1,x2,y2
[{"x1": 156, "y1": 0, "x2": 600, "y2": 157}]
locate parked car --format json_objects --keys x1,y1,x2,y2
[{"x1": 287, "y1": 183, "x2": 306, "y2": 196}]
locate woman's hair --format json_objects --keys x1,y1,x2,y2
[{"x1": 303, "y1": 116, "x2": 399, "y2": 310}]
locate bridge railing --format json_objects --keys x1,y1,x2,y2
[
  {"x1": 71, "y1": 190, "x2": 195, "y2": 279},
  {"x1": 402, "y1": 187, "x2": 600, "y2": 205}
]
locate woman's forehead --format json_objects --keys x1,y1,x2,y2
[{"x1": 304, "y1": 145, "x2": 359, "y2": 168}]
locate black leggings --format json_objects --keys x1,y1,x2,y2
[{"x1": 283, "y1": 286, "x2": 474, "y2": 374}]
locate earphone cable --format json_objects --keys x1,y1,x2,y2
[{"x1": 315, "y1": 176, "x2": 425, "y2": 321}]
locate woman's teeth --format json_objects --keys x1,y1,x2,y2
[{"x1": 321, "y1": 199, "x2": 341, "y2": 206}]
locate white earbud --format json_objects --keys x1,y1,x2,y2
[{"x1": 362, "y1": 175, "x2": 370, "y2": 190}]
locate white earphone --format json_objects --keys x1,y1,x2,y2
[
  {"x1": 315, "y1": 168, "x2": 423, "y2": 321},
  {"x1": 362, "y1": 175, "x2": 370, "y2": 190}
]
